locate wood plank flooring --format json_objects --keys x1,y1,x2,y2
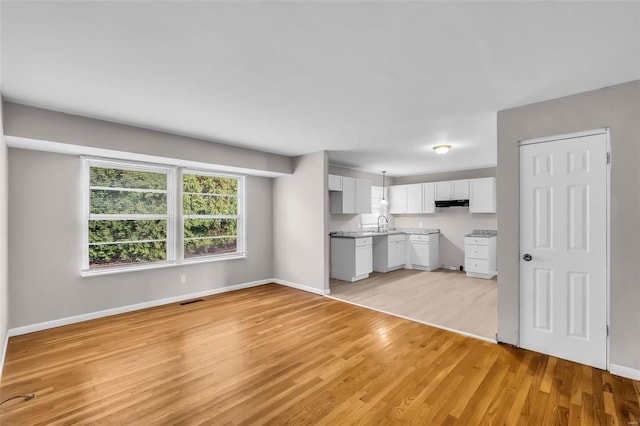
[
  {"x1": 331, "y1": 269, "x2": 497, "y2": 339},
  {"x1": 1, "y1": 284, "x2": 639, "y2": 425}
]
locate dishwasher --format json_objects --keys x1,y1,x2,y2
[{"x1": 408, "y1": 233, "x2": 440, "y2": 271}]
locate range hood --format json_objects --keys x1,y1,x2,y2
[{"x1": 435, "y1": 199, "x2": 469, "y2": 208}]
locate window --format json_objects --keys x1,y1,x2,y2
[
  {"x1": 183, "y1": 171, "x2": 243, "y2": 260},
  {"x1": 361, "y1": 186, "x2": 385, "y2": 228},
  {"x1": 83, "y1": 159, "x2": 244, "y2": 274}
]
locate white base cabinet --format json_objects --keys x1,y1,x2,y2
[
  {"x1": 373, "y1": 234, "x2": 407, "y2": 273},
  {"x1": 406, "y1": 233, "x2": 440, "y2": 271},
  {"x1": 464, "y1": 236, "x2": 497, "y2": 279},
  {"x1": 331, "y1": 237, "x2": 373, "y2": 282}
]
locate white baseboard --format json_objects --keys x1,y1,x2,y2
[
  {"x1": 325, "y1": 295, "x2": 497, "y2": 344},
  {"x1": 6, "y1": 278, "x2": 330, "y2": 338},
  {"x1": 272, "y1": 278, "x2": 330, "y2": 296},
  {"x1": 609, "y1": 363, "x2": 640, "y2": 381},
  {"x1": 0, "y1": 330, "x2": 8, "y2": 384},
  {"x1": 7, "y1": 279, "x2": 272, "y2": 337}
]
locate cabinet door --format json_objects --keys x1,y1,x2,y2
[
  {"x1": 388, "y1": 240, "x2": 406, "y2": 267},
  {"x1": 341, "y1": 177, "x2": 356, "y2": 214},
  {"x1": 469, "y1": 177, "x2": 496, "y2": 213},
  {"x1": 452, "y1": 179, "x2": 469, "y2": 199},
  {"x1": 435, "y1": 181, "x2": 452, "y2": 201},
  {"x1": 410, "y1": 242, "x2": 430, "y2": 267},
  {"x1": 328, "y1": 174, "x2": 342, "y2": 191},
  {"x1": 422, "y1": 182, "x2": 435, "y2": 213},
  {"x1": 389, "y1": 185, "x2": 407, "y2": 214},
  {"x1": 356, "y1": 179, "x2": 372, "y2": 214},
  {"x1": 406, "y1": 184, "x2": 423, "y2": 214},
  {"x1": 355, "y1": 244, "x2": 373, "y2": 276}
]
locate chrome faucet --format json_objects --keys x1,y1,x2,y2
[{"x1": 377, "y1": 215, "x2": 389, "y2": 233}]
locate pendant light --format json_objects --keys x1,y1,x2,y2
[{"x1": 379, "y1": 171, "x2": 389, "y2": 208}]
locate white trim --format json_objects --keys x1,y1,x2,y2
[
  {"x1": 325, "y1": 295, "x2": 497, "y2": 344},
  {"x1": 5, "y1": 279, "x2": 331, "y2": 337},
  {"x1": 4, "y1": 136, "x2": 289, "y2": 178},
  {"x1": 609, "y1": 364, "x2": 640, "y2": 381},
  {"x1": 272, "y1": 279, "x2": 330, "y2": 296},
  {"x1": 0, "y1": 330, "x2": 9, "y2": 384},
  {"x1": 7, "y1": 279, "x2": 272, "y2": 337},
  {"x1": 518, "y1": 128, "x2": 608, "y2": 146}
]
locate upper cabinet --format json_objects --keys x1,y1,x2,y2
[
  {"x1": 469, "y1": 177, "x2": 496, "y2": 213},
  {"x1": 389, "y1": 182, "x2": 435, "y2": 214},
  {"x1": 435, "y1": 179, "x2": 469, "y2": 201},
  {"x1": 328, "y1": 174, "x2": 372, "y2": 214}
]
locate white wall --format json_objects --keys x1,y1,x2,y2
[
  {"x1": 274, "y1": 152, "x2": 328, "y2": 293},
  {"x1": 386, "y1": 167, "x2": 497, "y2": 269},
  {"x1": 497, "y1": 80, "x2": 640, "y2": 372},
  {"x1": 8, "y1": 149, "x2": 275, "y2": 328},
  {"x1": 0, "y1": 98, "x2": 9, "y2": 379}
]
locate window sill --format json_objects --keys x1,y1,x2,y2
[{"x1": 81, "y1": 253, "x2": 247, "y2": 277}]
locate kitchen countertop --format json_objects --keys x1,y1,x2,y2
[
  {"x1": 465, "y1": 229, "x2": 497, "y2": 238},
  {"x1": 330, "y1": 228, "x2": 440, "y2": 238}
]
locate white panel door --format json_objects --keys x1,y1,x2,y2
[
  {"x1": 452, "y1": 179, "x2": 469, "y2": 199},
  {"x1": 389, "y1": 185, "x2": 407, "y2": 214},
  {"x1": 422, "y1": 183, "x2": 435, "y2": 213},
  {"x1": 355, "y1": 244, "x2": 372, "y2": 276},
  {"x1": 520, "y1": 132, "x2": 607, "y2": 369},
  {"x1": 341, "y1": 177, "x2": 356, "y2": 214}
]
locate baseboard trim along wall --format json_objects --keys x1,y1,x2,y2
[
  {"x1": 272, "y1": 278, "x2": 331, "y2": 296},
  {"x1": 0, "y1": 331, "x2": 9, "y2": 384},
  {"x1": 610, "y1": 363, "x2": 640, "y2": 381},
  {"x1": 6, "y1": 278, "x2": 330, "y2": 338}
]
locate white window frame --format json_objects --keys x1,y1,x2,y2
[
  {"x1": 181, "y1": 169, "x2": 246, "y2": 264},
  {"x1": 82, "y1": 158, "x2": 246, "y2": 276}
]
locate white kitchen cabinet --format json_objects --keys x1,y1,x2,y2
[
  {"x1": 331, "y1": 237, "x2": 373, "y2": 282},
  {"x1": 422, "y1": 182, "x2": 435, "y2": 213},
  {"x1": 373, "y1": 234, "x2": 407, "y2": 273},
  {"x1": 469, "y1": 177, "x2": 496, "y2": 213},
  {"x1": 389, "y1": 185, "x2": 407, "y2": 214},
  {"x1": 330, "y1": 177, "x2": 371, "y2": 214},
  {"x1": 435, "y1": 179, "x2": 469, "y2": 201},
  {"x1": 328, "y1": 174, "x2": 343, "y2": 191},
  {"x1": 407, "y1": 233, "x2": 440, "y2": 271},
  {"x1": 356, "y1": 179, "x2": 372, "y2": 214},
  {"x1": 464, "y1": 236, "x2": 497, "y2": 279},
  {"x1": 406, "y1": 184, "x2": 422, "y2": 214}
]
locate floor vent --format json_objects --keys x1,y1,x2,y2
[{"x1": 180, "y1": 299, "x2": 204, "y2": 306}]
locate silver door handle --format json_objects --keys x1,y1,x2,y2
[{"x1": 522, "y1": 253, "x2": 532, "y2": 261}]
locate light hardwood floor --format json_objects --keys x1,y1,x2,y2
[
  {"x1": 331, "y1": 269, "x2": 497, "y2": 339},
  {"x1": 1, "y1": 284, "x2": 638, "y2": 424}
]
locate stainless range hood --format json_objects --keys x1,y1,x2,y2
[{"x1": 435, "y1": 199, "x2": 469, "y2": 208}]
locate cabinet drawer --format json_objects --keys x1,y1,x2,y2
[
  {"x1": 464, "y1": 237, "x2": 490, "y2": 246},
  {"x1": 465, "y1": 258, "x2": 489, "y2": 273},
  {"x1": 409, "y1": 234, "x2": 430, "y2": 242},
  {"x1": 465, "y1": 244, "x2": 489, "y2": 259},
  {"x1": 355, "y1": 237, "x2": 372, "y2": 246},
  {"x1": 388, "y1": 234, "x2": 406, "y2": 243}
]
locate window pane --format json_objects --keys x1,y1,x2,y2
[
  {"x1": 90, "y1": 167, "x2": 166, "y2": 190},
  {"x1": 89, "y1": 241, "x2": 167, "y2": 269},
  {"x1": 184, "y1": 219, "x2": 236, "y2": 238},
  {"x1": 91, "y1": 190, "x2": 167, "y2": 215},
  {"x1": 184, "y1": 237, "x2": 237, "y2": 258},
  {"x1": 183, "y1": 194, "x2": 237, "y2": 215},
  {"x1": 89, "y1": 220, "x2": 166, "y2": 243},
  {"x1": 183, "y1": 174, "x2": 237, "y2": 194}
]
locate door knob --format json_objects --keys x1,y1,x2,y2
[{"x1": 522, "y1": 253, "x2": 532, "y2": 261}]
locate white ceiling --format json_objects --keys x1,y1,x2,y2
[{"x1": 1, "y1": 1, "x2": 639, "y2": 176}]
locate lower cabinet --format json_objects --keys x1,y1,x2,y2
[
  {"x1": 373, "y1": 234, "x2": 407, "y2": 273},
  {"x1": 464, "y1": 236, "x2": 497, "y2": 279},
  {"x1": 330, "y1": 237, "x2": 373, "y2": 282},
  {"x1": 407, "y1": 233, "x2": 440, "y2": 271}
]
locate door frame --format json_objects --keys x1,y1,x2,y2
[{"x1": 518, "y1": 128, "x2": 611, "y2": 370}]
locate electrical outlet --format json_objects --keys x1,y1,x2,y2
[{"x1": 180, "y1": 274, "x2": 187, "y2": 284}]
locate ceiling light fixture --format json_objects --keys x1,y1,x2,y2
[
  {"x1": 379, "y1": 171, "x2": 389, "y2": 208},
  {"x1": 433, "y1": 144, "x2": 451, "y2": 154}
]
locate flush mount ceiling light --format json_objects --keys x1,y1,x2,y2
[{"x1": 433, "y1": 145, "x2": 451, "y2": 154}]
